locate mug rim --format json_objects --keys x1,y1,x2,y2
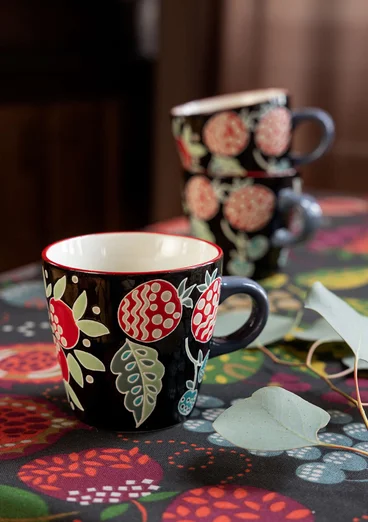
[
  {"x1": 171, "y1": 88, "x2": 289, "y2": 117},
  {"x1": 42, "y1": 231, "x2": 223, "y2": 276}
]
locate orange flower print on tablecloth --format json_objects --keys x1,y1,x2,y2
[
  {"x1": 18, "y1": 447, "x2": 163, "y2": 505},
  {"x1": 0, "y1": 395, "x2": 78, "y2": 460},
  {"x1": 0, "y1": 343, "x2": 61, "y2": 388},
  {"x1": 162, "y1": 485, "x2": 314, "y2": 521}
]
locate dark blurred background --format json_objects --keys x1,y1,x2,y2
[{"x1": 0, "y1": 0, "x2": 366, "y2": 271}]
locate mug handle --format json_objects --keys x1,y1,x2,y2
[
  {"x1": 271, "y1": 188, "x2": 322, "y2": 248},
  {"x1": 209, "y1": 277, "x2": 269, "y2": 358},
  {"x1": 290, "y1": 108, "x2": 335, "y2": 166}
]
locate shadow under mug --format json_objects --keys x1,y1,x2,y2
[
  {"x1": 183, "y1": 171, "x2": 322, "y2": 280},
  {"x1": 171, "y1": 88, "x2": 335, "y2": 175},
  {"x1": 42, "y1": 232, "x2": 268, "y2": 431}
]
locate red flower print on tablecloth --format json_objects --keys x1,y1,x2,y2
[
  {"x1": 255, "y1": 107, "x2": 291, "y2": 156},
  {"x1": 0, "y1": 395, "x2": 78, "y2": 460},
  {"x1": 0, "y1": 343, "x2": 61, "y2": 388},
  {"x1": 203, "y1": 111, "x2": 250, "y2": 156},
  {"x1": 322, "y1": 377, "x2": 368, "y2": 405},
  {"x1": 18, "y1": 447, "x2": 163, "y2": 505},
  {"x1": 118, "y1": 279, "x2": 195, "y2": 342},
  {"x1": 224, "y1": 185, "x2": 275, "y2": 232},
  {"x1": 162, "y1": 484, "x2": 314, "y2": 521},
  {"x1": 269, "y1": 373, "x2": 311, "y2": 393},
  {"x1": 191, "y1": 269, "x2": 221, "y2": 343},
  {"x1": 185, "y1": 176, "x2": 219, "y2": 220}
]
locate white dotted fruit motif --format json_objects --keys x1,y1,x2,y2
[
  {"x1": 191, "y1": 269, "x2": 221, "y2": 343},
  {"x1": 255, "y1": 107, "x2": 291, "y2": 157},
  {"x1": 118, "y1": 279, "x2": 195, "y2": 343},
  {"x1": 184, "y1": 176, "x2": 219, "y2": 221},
  {"x1": 224, "y1": 184, "x2": 276, "y2": 232},
  {"x1": 203, "y1": 111, "x2": 249, "y2": 156}
]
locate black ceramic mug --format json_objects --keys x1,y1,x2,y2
[
  {"x1": 42, "y1": 232, "x2": 268, "y2": 430},
  {"x1": 183, "y1": 171, "x2": 322, "y2": 280},
  {"x1": 171, "y1": 88, "x2": 335, "y2": 175}
]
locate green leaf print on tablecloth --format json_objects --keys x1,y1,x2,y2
[
  {"x1": 203, "y1": 349, "x2": 264, "y2": 384},
  {"x1": 0, "y1": 485, "x2": 49, "y2": 519},
  {"x1": 295, "y1": 267, "x2": 368, "y2": 290}
]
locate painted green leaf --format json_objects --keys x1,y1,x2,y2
[
  {"x1": 139, "y1": 491, "x2": 178, "y2": 503},
  {"x1": 305, "y1": 282, "x2": 368, "y2": 362},
  {"x1": 111, "y1": 340, "x2": 165, "y2": 428},
  {"x1": 101, "y1": 503, "x2": 129, "y2": 520},
  {"x1": 248, "y1": 236, "x2": 269, "y2": 261},
  {"x1": 67, "y1": 353, "x2": 84, "y2": 387},
  {"x1": 72, "y1": 290, "x2": 87, "y2": 321},
  {"x1": 214, "y1": 311, "x2": 296, "y2": 348},
  {"x1": 188, "y1": 143, "x2": 207, "y2": 157},
  {"x1": 182, "y1": 123, "x2": 192, "y2": 143},
  {"x1": 75, "y1": 350, "x2": 105, "y2": 371},
  {"x1": 204, "y1": 348, "x2": 264, "y2": 384},
  {"x1": 77, "y1": 319, "x2": 110, "y2": 337},
  {"x1": 46, "y1": 283, "x2": 52, "y2": 298},
  {"x1": 213, "y1": 387, "x2": 330, "y2": 451},
  {"x1": 53, "y1": 275, "x2": 66, "y2": 300},
  {"x1": 0, "y1": 486, "x2": 48, "y2": 519},
  {"x1": 294, "y1": 317, "x2": 343, "y2": 343},
  {"x1": 65, "y1": 381, "x2": 84, "y2": 411},
  {"x1": 208, "y1": 155, "x2": 245, "y2": 175},
  {"x1": 190, "y1": 216, "x2": 216, "y2": 242}
]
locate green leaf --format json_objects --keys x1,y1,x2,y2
[
  {"x1": 101, "y1": 503, "x2": 130, "y2": 520},
  {"x1": 111, "y1": 340, "x2": 165, "y2": 428},
  {"x1": 197, "y1": 284, "x2": 208, "y2": 293},
  {"x1": 190, "y1": 216, "x2": 216, "y2": 242},
  {"x1": 248, "y1": 236, "x2": 269, "y2": 261},
  {"x1": 53, "y1": 275, "x2": 66, "y2": 300},
  {"x1": 139, "y1": 491, "x2": 178, "y2": 503},
  {"x1": 75, "y1": 350, "x2": 105, "y2": 371},
  {"x1": 342, "y1": 356, "x2": 368, "y2": 370},
  {"x1": 67, "y1": 353, "x2": 84, "y2": 387},
  {"x1": 72, "y1": 290, "x2": 87, "y2": 321},
  {"x1": 205, "y1": 271, "x2": 211, "y2": 287},
  {"x1": 213, "y1": 387, "x2": 330, "y2": 451},
  {"x1": 46, "y1": 283, "x2": 52, "y2": 298},
  {"x1": 294, "y1": 317, "x2": 343, "y2": 342},
  {"x1": 177, "y1": 278, "x2": 188, "y2": 298},
  {"x1": 208, "y1": 155, "x2": 245, "y2": 175},
  {"x1": 305, "y1": 282, "x2": 368, "y2": 362},
  {"x1": 65, "y1": 381, "x2": 84, "y2": 410},
  {"x1": 182, "y1": 123, "x2": 192, "y2": 143},
  {"x1": 77, "y1": 319, "x2": 110, "y2": 337},
  {"x1": 188, "y1": 143, "x2": 207, "y2": 157},
  {"x1": 0, "y1": 485, "x2": 48, "y2": 519},
  {"x1": 214, "y1": 312, "x2": 296, "y2": 348}
]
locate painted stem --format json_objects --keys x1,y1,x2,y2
[
  {"x1": 0, "y1": 512, "x2": 79, "y2": 522},
  {"x1": 131, "y1": 500, "x2": 148, "y2": 522},
  {"x1": 321, "y1": 443, "x2": 368, "y2": 459},
  {"x1": 354, "y1": 354, "x2": 368, "y2": 430}
]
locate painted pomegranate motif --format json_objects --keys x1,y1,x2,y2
[
  {"x1": 203, "y1": 111, "x2": 249, "y2": 156},
  {"x1": 176, "y1": 137, "x2": 192, "y2": 170},
  {"x1": 162, "y1": 484, "x2": 314, "y2": 521},
  {"x1": 255, "y1": 107, "x2": 291, "y2": 156},
  {"x1": 185, "y1": 176, "x2": 219, "y2": 220},
  {"x1": 118, "y1": 279, "x2": 195, "y2": 342},
  {"x1": 0, "y1": 344, "x2": 61, "y2": 387},
  {"x1": 18, "y1": 447, "x2": 163, "y2": 504},
  {"x1": 191, "y1": 270, "x2": 221, "y2": 343},
  {"x1": 50, "y1": 298, "x2": 79, "y2": 349},
  {"x1": 56, "y1": 346, "x2": 69, "y2": 382},
  {"x1": 224, "y1": 185, "x2": 276, "y2": 232}
]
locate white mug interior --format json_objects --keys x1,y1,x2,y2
[
  {"x1": 171, "y1": 88, "x2": 288, "y2": 117},
  {"x1": 42, "y1": 232, "x2": 222, "y2": 274}
]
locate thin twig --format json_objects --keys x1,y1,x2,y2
[
  {"x1": 256, "y1": 344, "x2": 304, "y2": 367},
  {"x1": 354, "y1": 354, "x2": 368, "y2": 429},
  {"x1": 326, "y1": 367, "x2": 354, "y2": 380},
  {"x1": 321, "y1": 442, "x2": 368, "y2": 459}
]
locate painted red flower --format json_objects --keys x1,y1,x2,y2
[
  {"x1": 255, "y1": 107, "x2": 291, "y2": 156},
  {"x1": 0, "y1": 395, "x2": 78, "y2": 460},
  {"x1": 185, "y1": 176, "x2": 219, "y2": 221},
  {"x1": 118, "y1": 279, "x2": 194, "y2": 342},
  {"x1": 18, "y1": 447, "x2": 163, "y2": 505},
  {"x1": 176, "y1": 137, "x2": 192, "y2": 170},
  {"x1": 0, "y1": 344, "x2": 61, "y2": 387},
  {"x1": 224, "y1": 185, "x2": 275, "y2": 232},
  {"x1": 204, "y1": 111, "x2": 249, "y2": 156},
  {"x1": 162, "y1": 485, "x2": 314, "y2": 521}
]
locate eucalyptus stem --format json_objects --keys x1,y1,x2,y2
[
  {"x1": 354, "y1": 354, "x2": 368, "y2": 430},
  {"x1": 321, "y1": 443, "x2": 368, "y2": 459}
]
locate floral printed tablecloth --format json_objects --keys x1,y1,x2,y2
[{"x1": 1, "y1": 196, "x2": 368, "y2": 522}]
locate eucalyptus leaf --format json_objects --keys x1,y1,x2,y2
[
  {"x1": 72, "y1": 290, "x2": 87, "y2": 321},
  {"x1": 213, "y1": 387, "x2": 330, "y2": 451},
  {"x1": 0, "y1": 485, "x2": 48, "y2": 519},
  {"x1": 305, "y1": 282, "x2": 368, "y2": 362},
  {"x1": 294, "y1": 318, "x2": 343, "y2": 342},
  {"x1": 342, "y1": 356, "x2": 368, "y2": 371},
  {"x1": 53, "y1": 276, "x2": 66, "y2": 300},
  {"x1": 67, "y1": 353, "x2": 84, "y2": 387},
  {"x1": 75, "y1": 350, "x2": 105, "y2": 371},
  {"x1": 77, "y1": 319, "x2": 110, "y2": 337},
  {"x1": 214, "y1": 312, "x2": 295, "y2": 348},
  {"x1": 64, "y1": 381, "x2": 84, "y2": 411},
  {"x1": 101, "y1": 503, "x2": 129, "y2": 520}
]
